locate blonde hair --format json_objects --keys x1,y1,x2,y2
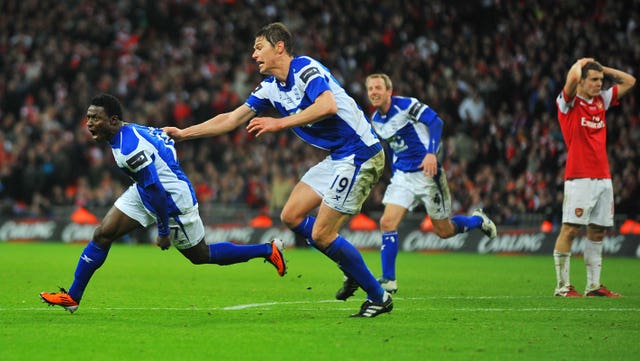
[{"x1": 366, "y1": 73, "x2": 393, "y2": 90}]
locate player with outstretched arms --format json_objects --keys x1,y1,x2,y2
[{"x1": 164, "y1": 23, "x2": 392, "y2": 317}]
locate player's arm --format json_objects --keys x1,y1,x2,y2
[
  {"x1": 139, "y1": 167, "x2": 174, "y2": 250},
  {"x1": 563, "y1": 58, "x2": 594, "y2": 98},
  {"x1": 416, "y1": 105, "x2": 443, "y2": 177},
  {"x1": 246, "y1": 90, "x2": 337, "y2": 137},
  {"x1": 133, "y1": 165, "x2": 170, "y2": 241},
  {"x1": 163, "y1": 104, "x2": 256, "y2": 141},
  {"x1": 602, "y1": 65, "x2": 637, "y2": 98}
]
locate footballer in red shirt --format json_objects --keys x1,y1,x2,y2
[{"x1": 553, "y1": 58, "x2": 635, "y2": 298}]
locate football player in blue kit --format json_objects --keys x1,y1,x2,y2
[
  {"x1": 163, "y1": 22, "x2": 392, "y2": 317},
  {"x1": 335, "y1": 74, "x2": 497, "y2": 300},
  {"x1": 40, "y1": 93, "x2": 286, "y2": 313}
]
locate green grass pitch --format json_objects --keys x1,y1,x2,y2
[{"x1": 1, "y1": 242, "x2": 639, "y2": 361}]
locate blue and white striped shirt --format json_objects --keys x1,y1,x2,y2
[
  {"x1": 109, "y1": 124, "x2": 197, "y2": 237},
  {"x1": 370, "y1": 96, "x2": 443, "y2": 173},
  {"x1": 245, "y1": 56, "x2": 382, "y2": 164}
]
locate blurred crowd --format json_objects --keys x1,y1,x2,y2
[{"x1": 1, "y1": 0, "x2": 639, "y2": 226}]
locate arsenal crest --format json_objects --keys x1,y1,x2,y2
[{"x1": 575, "y1": 208, "x2": 584, "y2": 217}]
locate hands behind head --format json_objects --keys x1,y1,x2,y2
[{"x1": 577, "y1": 57, "x2": 595, "y2": 67}]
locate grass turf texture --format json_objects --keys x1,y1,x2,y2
[{"x1": 1, "y1": 242, "x2": 639, "y2": 361}]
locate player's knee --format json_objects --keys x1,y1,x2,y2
[
  {"x1": 431, "y1": 220, "x2": 455, "y2": 238},
  {"x1": 379, "y1": 215, "x2": 398, "y2": 233},
  {"x1": 587, "y1": 225, "x2": 605, "y2": 242},
  {"x1": 561, "y1": 224, "x2": 581, "y2": 239},
  {"x1": 92, "y1": 226, "x2": 116, "y2": 248},
  {"x1": 280, "y1": 209, "x2": 301, "y2": 229},
  {"x1": 434, "y1": 228, "x2": 454, "y2": 239},
  {"x1": 310, "y1": 228, "x2": 332, "y2": 248}
]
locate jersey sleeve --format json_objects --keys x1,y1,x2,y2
[
  {"x1": 556, "y1": 90, "x2": 575, "y2": 115},
  {"x1": 410, "y1": 99, "x2": 443, "y2": 154},
  {"x1": 602, "y1": 85, "x2": 618, "y2": 109},
  {"x1": 136, "y1": 166, "x2": 170, "y2": 237},
  {"x1": 119, "y1": 127, "x2": 170, "y2": 237},
  {"x1": 245, "y1": 81, "x2": 274, "y2": 114},
  {"x1": 300, "y1": 67, "x2": 331, "y2": 102}
]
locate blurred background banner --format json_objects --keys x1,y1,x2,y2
[{"x1": 2, "y1": 212, "x2": 638, "y2": 257}]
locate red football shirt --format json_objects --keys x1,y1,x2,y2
[{"x1": 556, "y1": 85, "x2": 619, "y2": 180}]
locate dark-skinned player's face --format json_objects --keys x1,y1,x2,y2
[{"x1": 86, "y1": 105, "x2": 118, "y2": 143}]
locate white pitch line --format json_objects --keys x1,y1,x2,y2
[{"x1": 3, "y1": 296, "x2": 640, "y2": 313}]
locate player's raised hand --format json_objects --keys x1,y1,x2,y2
[{"x1": 577, "y1": 57, "x2": 595, "y2": 66}]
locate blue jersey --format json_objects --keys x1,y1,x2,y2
[
  {"x1": 245, "y1": 56, "x2": 381, "y2": 163},
  {"x1": 109, "y1": 123, "x2": 197, "y2": 237},
  {"x1": 370, "y1": 96, "x2": 443, "y2": 173}
]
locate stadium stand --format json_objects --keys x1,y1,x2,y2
[{"x1": 1, "y1": 1, "x2": 638, "y2": 229}]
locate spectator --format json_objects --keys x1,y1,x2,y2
[
  {"x1": 458, "y1": 89, "x2": 486, "y2": 125},
  {"x1": 0, "y1": 1, "x2": 638, "y2": 229}
]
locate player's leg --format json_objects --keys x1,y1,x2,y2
[
  {"x1": 74, "y1": 206, "x2": 141, "y2": 298},
  {"x1": 554, "y1": 179, "x2": 592, "y2": 297},
  {"x1": 583, "y1": 179, "x2": 618, "y2": 296},
  {"x1": 313, "y1": 203, "x2": 387, "y2": 298},
  {"x1": 553, "y1": 223, "x2": 581, "y2": 296},
  {"x1": 433, "y1": 212, "x2": 495, "y2": 239},
  {"x1": 316, "y1": 151, "x2": 392, "y2": 316},
  {"x1": 281, "y1": 156, "x2": 336, "y2": 250},
  {"x1": 281, "y1": 181, "x2": 322, "y2": 247},
  {"x1": 174, "y1": 211, "x2": 286, "y2": 276},
  {"x1": 281, "y1": 181, "x2": 365, "y2": 299},
  {"x1": 375, "y1": 171, "x2": 418, "y2": 295},
  {"x1": 425, "y1": 168, "x2": 496, "y2": 239},
  {"x1": 584, "y1": 224, "x2": 605, "y2": 292},
  {"x1": 40, "y1": 204, "x2": 141, "y2": 312},
  {"x1": 281, "y1": 169, "x2": 369, "y2": 299},
  {"x1": 378, "y1": 203, "x2": 407, "y2": 291},
  {"x1": 313, "y1": 203, "x2": 392, "y2": 317}
]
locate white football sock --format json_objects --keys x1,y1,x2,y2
[
  {"x1": 584, "y1": 240, "x2": 603, "y2": 291},
  {"x1": 553, "y1": 251, "x2": 571, "y2": 289}
]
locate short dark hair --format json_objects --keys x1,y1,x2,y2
[
  {"x1": 256, "y1": 22, "x2": 294, "y2": 55},
  {"x1": 90, "y1": 93, "x2": 123, "y2": 120},
  {"x1": 581, "y1": 61, "x2": 604, "y2": 79}
]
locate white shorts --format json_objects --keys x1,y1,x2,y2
[
  {"x1": 300, "y1": 150, "x2": 384, "y2": 215},
  {"x1": 115, "y1": 185, "x2": 205, "y2": 249},
  {"x1": 562, "y1": 178, "x2": 614, "y2": 227},
  {"x1": 382, "y1": 168, "x2": 452, "y2": 220}
]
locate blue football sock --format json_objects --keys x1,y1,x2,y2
[
  {"x1": 381, "y1": 231, "x2": 398, "y2": 281},
  {"x1": 324, "y1": 235, "x2": 384, "y2": 303},
  {"x1": 292, "y1": 216, "x2": 318, "y2": 248},
  {"x1": 451, "y1": 215, "x2": 483, "y2": 234},
  {"x1": 209, "y1": 242, "x2": 271, "y2": 265},
  {"x1": 68, "y1": 240, "x2": 110, "y2": 303}
]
